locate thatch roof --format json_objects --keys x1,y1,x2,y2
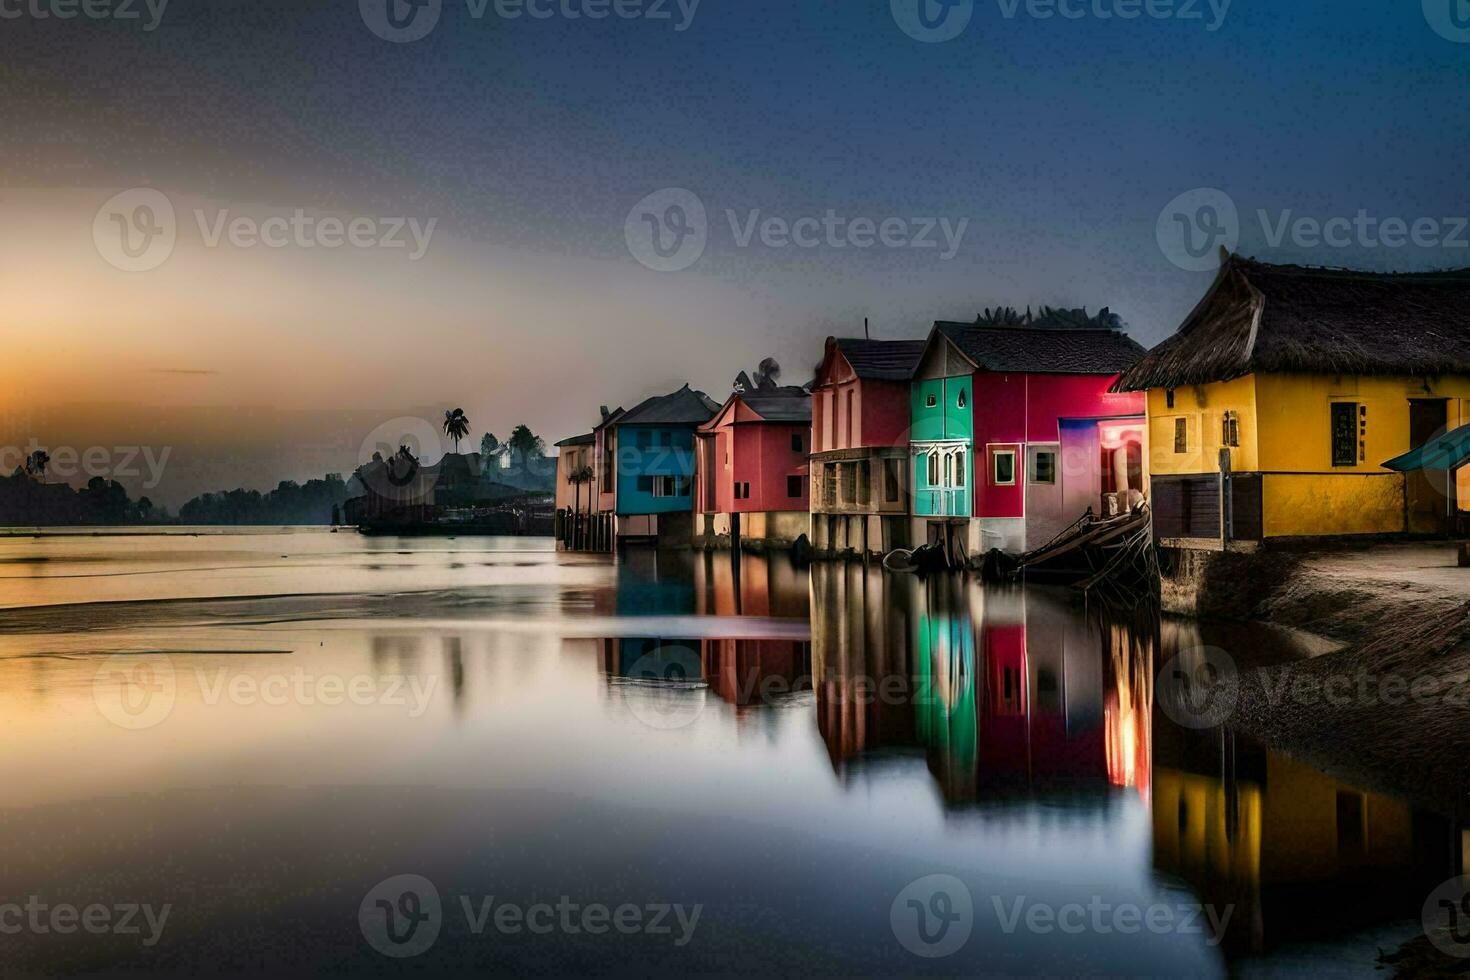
[{"x1": 1114, "y1": 254, "x2": 1470, "y2": 391}]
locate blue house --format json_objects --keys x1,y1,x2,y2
[{"x1": 608, "y1": 384, "x2": 720, "y2": 544}]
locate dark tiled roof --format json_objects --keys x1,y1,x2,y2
[
  {"x1": 834, "y1": 338, "x2": 927, "y2": 380},
  {"x1": 613, "y1": 385, "x2": 720, "y2": 426},
  {"x1": 936, "y1": 321, "x2": 1146, "y2": 374},
  {"x1": 555, "y1": 432, "x2": 594, "y2": 447},
  {"x1": 739, "y1": 387, "x2": 812, "y2": 422},
  {"x1": 1115, "y1": 255, "x2": 1470, "y2": 390}
]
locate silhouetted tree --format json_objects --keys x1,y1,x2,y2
[
  {"x1": 24, "y1": 449, "x2": 49, "y2": 479},
  {"x1": 508, "y1": 425, "x2": 544, "y2": 467},
  {"x1": 443, "y1": 408, "x2": 470, "y2": 453},
  {"x1": 480, "y1": 432, "x2": 499, "y2": 457}
]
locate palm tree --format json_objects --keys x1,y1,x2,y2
[
  {"x1": 24, "y1": 449, "x2": 50, "y2": 480},
  {"x1": 568, "y1": 464, "x2": 594, "y2": 548},
  {"x1": 443, "y1": 408, "x2": 470, "y2": 454}
]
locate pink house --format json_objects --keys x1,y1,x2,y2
[
  {"x1": 809, "y1": 336, "x2": 928, "y2": 557},
  {"x1": 694, "y1": 387, "x2": 811, "y2": 550},
  {"x1": 912, "y1": 317, "x2": 1147, "y2": 555}
]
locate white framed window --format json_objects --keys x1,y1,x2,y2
[
  {"x1": 1031, "y1": 450, "x2": 1056, "y2": 485},
  {"x1": 992, "y1": 449, "x2": 1016, "y2": 486},
  {"x1": 953, "y1": 449, "x2": 966, "y2": 487},
  {"x1": 926, "y1": 450, "x2": 940, "y2": 486}
]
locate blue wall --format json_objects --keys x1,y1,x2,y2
[{"x1": 615, "y1": 425, "x2": 697, "y2": 515}]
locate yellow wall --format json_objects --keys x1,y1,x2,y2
[
  {"x1": 1147, "y1": 372, "x2": 1470, "y2": 537},
  {"x1": 1147, "y1": 375, "x2": 1259, "y2": 476}
]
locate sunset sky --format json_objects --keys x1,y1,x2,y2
[{"x1": 3, "y1": 0, "x2": 1468, "y2": 505}]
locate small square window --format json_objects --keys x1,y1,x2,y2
[
  {"x1": 787, "y1": 475, "x2": 802, "y2": 498},
  {"x1": 1032, "y1": 450, "x2": 1056, "y2": 485},
  {"x1": 1165, "y1": 389, "x2": 1176, "y2": 409},
  {"x1": 791, "y1": 433, "x2": 803, "y2": 453},
  {"x1": 926, "y1": 393, "x2": 937, "y2": 408},
  {"x1": 992, "y1": 450, "x2": 1016, "y2": 486}
]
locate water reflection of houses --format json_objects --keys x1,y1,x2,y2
[
  {"x1": 1152, "y1": 624, "x2": 1455, "y2": 955},
  {"x1": 598, "y1": 550, "x2": 812, "y2": 713},
  {"x1": 810, "y1": 565, "x2": 1151, "y2": 804}
]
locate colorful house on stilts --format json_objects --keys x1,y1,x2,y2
[
  {"x1": 604, "y1": 384, "x2": 720, "y2": 547},
  {"x1": 911, "y1": 311, "x2": 1148, "y2": 558},
  {"x1": 809, "y1": 337, "x2": 928, "y2": 558},
  {"x1": 1114, "y1": 254, "x2": 1470, "y2": 545},
  {"x1": 694, "y1": 386, "x2": 812, "y2": 551}
]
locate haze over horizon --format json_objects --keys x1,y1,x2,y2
[{"x1": 5, "y1": 0, "x2": 1468, "y2": 505}]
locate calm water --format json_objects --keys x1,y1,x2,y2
[{"x1": 0, "y1": 530, "x2": 1452, "y2": 976}]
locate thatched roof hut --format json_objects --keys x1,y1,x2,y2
[{"x1": 1113, "y1": 253, "x2": 1470, "y2": 391}]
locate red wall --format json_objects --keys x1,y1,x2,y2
[
  {"x1": 972, "y1": 373, "x2": 1144, "y2": 520},
  {"x1": 705, "y1": 420, "x2": 809, "y2": 514},
  {"x1": 811, "y1": 350, "x2": 911, "y2": 452}
]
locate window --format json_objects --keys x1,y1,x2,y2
[
  {"x1": 884, "y1": 458, "x2": 900, "y2": 502},
  {"x1": 1331, "y1": 402, "x2": 1357, "y2": 467},
  {"x1": 733, "y1": 482, "x2": 744, "y2": 500},
  {"x1": 637, "y1": 475, "x2": 654, "y2": 493},
  {"x1": 1165, "y1": 388, "x2": 1176, "y2": 409},
  {"x1": 953, "y1": 449, "x2": 966, "y2": 488},
  {"x1": 926, "y1": 393, "x2": 937, "y2": 408},
  {"x1": 992, "y1": 450, "x2": 1016, "y2": 486},
  {"x1": 1221, "y1": 411, "x2": 1239, "y2": 448},
  {"x1": 791, "y1": 432, "x2": 804, "y2": 453},
  {"x1": 787, "y1": 475, "x2": 802, "y2": 498},
  {"x1": 652, "y1": 475, "x2": 684, "y2": 497},
  {"x1": 858, "y1": 459, "x2": 871, "y2": 506},
  {"x1": 1173, "y1": 418, "x2": 1187, "y2": 454},
  {"x1": 957, "y1": 389, "x2": 966, "y2": 409},
  {"x1": 927, "y1": 451, "x2": 940, "y2": 486},
  {"x1": 1032, "y1": 450, "x2": 1056, "y2": 485}
]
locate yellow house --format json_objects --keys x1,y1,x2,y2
[{"x1": 1114, "y1": 254, "x2": 1470, "y2": 543}]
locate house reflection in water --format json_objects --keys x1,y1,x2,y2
[
  {"x1": 599, "y1": 548, "x2": 812, "y2": 716},
  {"x1": 1152, "y1": 621, "x2": 1457, "y2": 956},
  {"x1": 810, "y1": 564, "x2": 1151, "y2": 805}
]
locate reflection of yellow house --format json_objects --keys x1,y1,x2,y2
[
  {"x1": 1115, "y1": 254, "x2": 1470, "y2": 543},
  {"x1": 1153, "y1": 746, "x2": 1418, "y2": 954}
]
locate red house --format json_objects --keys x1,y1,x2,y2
[
  {"x1": 911, "y1": 314, "x2": 1148, "y2": 555},
  {"x1": 809, "y1": 336, "x2": 928, "y2": 558},
  {"x1": 694, "y1": 387, "x2": 811, "y2": 550}
]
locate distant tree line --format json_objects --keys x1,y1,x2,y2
[{"x1": 177, "y1": 475, "x2": 352, "y2": 525}]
